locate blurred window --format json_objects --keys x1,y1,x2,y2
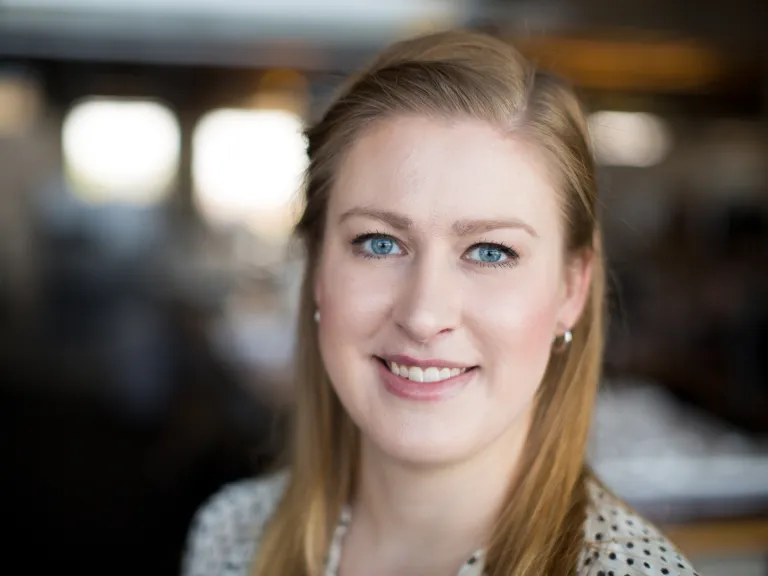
[
  {"x1": 62, "y1": 97, "x2": 180, "y2": 205},
  {"x1": 192, "y1": 108, "x2": 308, "y2": 242},
  {"x1": 589, "y1": 111, "x2": 671, "y2": 167}
]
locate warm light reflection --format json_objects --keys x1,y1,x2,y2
[
  {"x1": 62, "y1": 98, "x2": 180, "y2": 204},
  {"x1": 0, "y1": 74, "x2": 41, "y2": 137},
  {"x1": 515, "y1": 36, "x2": 723, "y2": 92},
  {"x1": 192, "y1": 108, "x2": 308, "y2": 241},
  {"x1": 588, "y1": 111, "x2": 672, "y2": 167}
]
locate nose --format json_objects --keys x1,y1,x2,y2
[{"x1": 393, "y1": 250, "x2": 462, "y2": 344}]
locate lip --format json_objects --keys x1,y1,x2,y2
[
  {"x1": 377, "y1": 354, "x2": 475, "y2": 370},
  {"x1": 375, "y1": 358, "x2": 477, "y2": 401}
]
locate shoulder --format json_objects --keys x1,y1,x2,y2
[
  {"x1": 579, "y1": 480, "x2": 700, "y2": 576},
  {"x1": 181, "y1": 470, "x2": 289, "y2": 576}
]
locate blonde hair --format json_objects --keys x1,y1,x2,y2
[{"x1": 253, "y1": 29, "x2": 605, "y2": 576}]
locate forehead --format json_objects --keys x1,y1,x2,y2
[{"x1": 331, "y1": 116, "x2": 561, "y2": 231}]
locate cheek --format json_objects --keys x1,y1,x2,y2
[
  {"x1": 466, "y1": 273, "x2": 560, "y2": 366},
  {"x1": 317, "y1": 243, "x2": 397, "y2": 344}
]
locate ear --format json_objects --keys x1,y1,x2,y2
[{"x1": 556, "y1": 247, "x2": 594, "y2": 333}]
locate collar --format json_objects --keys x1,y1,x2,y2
[{"x1": 324, "y1": 506, "x2": 487, "y2": 576}]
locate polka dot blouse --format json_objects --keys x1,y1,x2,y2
[{"x1": 182, "y1": 471, "x2": 699, "y2": 576}]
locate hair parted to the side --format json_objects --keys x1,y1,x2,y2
[{"x1": 251, "y1": 29, "x2": 605, "y2": 576}]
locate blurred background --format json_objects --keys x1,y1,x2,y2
[{"x1": 1, "y1": 1, "x2": 766, "y2": 574}]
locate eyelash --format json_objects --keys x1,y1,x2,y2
[{"x1": 349, "y1": 231, "x2": 520, "y2": 269}]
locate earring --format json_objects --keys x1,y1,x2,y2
[
  {"x1": 314, "y1": 310, "x2": 320, "y2": 324},
  {"x1": 552, "y1": 329, "x2": 572, "y2": 353}
]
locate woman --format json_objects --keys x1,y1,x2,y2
[{"x1": 183, "y1": 30, "x2": 698, "y2": 576}]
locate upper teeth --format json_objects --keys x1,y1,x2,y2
[{"x1": 387, "y1": 362, "x2": 466, "y2": 382}]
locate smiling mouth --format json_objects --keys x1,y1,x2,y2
[{"x1": 375, "y1": 357, "x2": 478, "y2": 383}]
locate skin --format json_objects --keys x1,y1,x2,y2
[{"x1": 314, "y1": 115, "x2": 592, "y2": 576}]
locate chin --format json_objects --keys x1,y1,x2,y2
[{"x1": 363, "y1": 416, "x2": 484, "y2": 466}]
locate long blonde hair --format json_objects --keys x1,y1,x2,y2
[{"x1": 253, "y1": 29, "x2": 605, "y2": 576}]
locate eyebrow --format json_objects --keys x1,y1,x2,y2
[
  {"x1": 453, "y1": 218, "x2": 539, "y2": 238},
  {"x1": 339, "y1": 207, "x2": 538, "y2": 238},
  {"x1": 339, "y1": 207, "x2": 413, "y2": 230}
]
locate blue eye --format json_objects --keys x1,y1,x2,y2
[
  {"x1": 352, "y1": 233, "x2": 403, "y2": 257},
  {"x1": 351, "y1": 234, "x2": 517, "y2": 268},
  {"x1": 368, "y1": 237, "x2": 396, "y2": 255},
  {"x1": 466, "y1": 243, "x2": 518, "y2": 267},
  {"x1": 473, "y1": 246, "x2": 504, "y2": 263}
]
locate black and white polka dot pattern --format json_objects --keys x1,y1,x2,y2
[
  {"x1": 182, "y1": 471, "x2": 288, "y2": 576},
  {"x1": 182, "y1": 473, "x2": 698, "y2": 576},
  {"x1": 579, "y1": 483, "x2": 699, "y2": 576}
]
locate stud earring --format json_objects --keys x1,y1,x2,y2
[
  {"x1": 552, "y1": 329, "x2": 572, "y2": 353},
  {"x1": 314, "y1": 310, "x2": 320, "y2": 324}
]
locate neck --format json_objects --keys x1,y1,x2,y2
[{"x1": 349, "y1": 409, "x2": 531, "y2": 570}]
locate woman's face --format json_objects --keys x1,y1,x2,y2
[{"x1": 315, "y1": 116, "x2": 591, "y2": 465}]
